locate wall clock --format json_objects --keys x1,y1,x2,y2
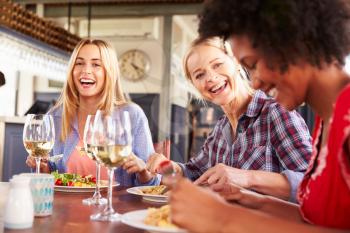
[{"x1": 119, "y1": 49, "x2": 151, "y2": 81}]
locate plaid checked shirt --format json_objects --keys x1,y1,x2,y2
[{"x1": 179, "y1": 90, "x2": 312, "y2": 202}]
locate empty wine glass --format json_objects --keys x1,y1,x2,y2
[
  {"x1": 23, "y1": 114, "x2": 55, "y2": 174},
  {"x1": 90, "y1": 110, "x2": 132, "y2": 222},
  {"x1": 82, "y1": 115, "x2": 107, "y2": 206}
]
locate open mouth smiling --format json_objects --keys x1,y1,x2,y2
[
  {"x1": 209, "y1": 81, "x2": 228, "y2": 94},
  {"x1": 80, "y1": 78, "x2": 96, "y2": 86}
]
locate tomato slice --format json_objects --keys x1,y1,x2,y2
[{"x1": 55, "y1": 178, "x2": 62, "y2": 186}]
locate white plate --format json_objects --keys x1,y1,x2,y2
[
  {"x1": 126, "y1": 186, "x2": 168, "y2": 203},
  {"x1": 121, "y1": 209, "x2": 186, "y2": 233},
  {"x1": 142, "y1": 196, "x2": 168, "y2": 204},
  {"x1": 54, "y1": 181, "x2": 119, "y2": 193}
]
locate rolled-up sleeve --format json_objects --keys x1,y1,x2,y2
[
  {"x1": 268, "y1": 104, "x2": 312, "y2": 202},
  {"x1": 281, "y1": 170, "x2": 304, "y2": 203},
  {"x1": 135, "y1": 173, "x2": 161, "y2": 186}
]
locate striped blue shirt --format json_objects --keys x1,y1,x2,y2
[{"x1": 48, "y1": 103, "x2": 160, "y2": 187}]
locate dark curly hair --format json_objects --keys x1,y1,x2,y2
[{"x1": 198, "y1": 0, "x2": 350, "y2": 71}]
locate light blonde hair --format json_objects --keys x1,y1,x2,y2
[
  {"x1": 183, "y1": 36, "x2": 253, "y2": 95},
  {"x1": 183, "y1": 37, "x2": 255, "y2": 134},
  {"x1": 54, "y1": 39, "x2": 126, "y2": 141}
]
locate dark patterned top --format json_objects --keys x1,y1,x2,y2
[{"x1": 179, "y1": 90, "x2": 312, "y2": 202}]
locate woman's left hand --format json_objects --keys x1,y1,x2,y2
[
  {"x1": 194, "y1": 163, "x2": 251, "y2": 188},
  {"x1": 122, "y1": 153, "x2": 146, "y2": 174}
]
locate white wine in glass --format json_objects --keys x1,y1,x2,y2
[
  {"x1": 82, "y1": 114, "x2": 107, "y2": 206},
  {"x1": 94, "y1": 145, "x2": 131, "y2": 167},
  {"x1": 23, "y1": 141, "x2": 54, "y2": 158},
  {"x1": 23, "y1": 114, "x2": 55, "y2": 174},
  {"x1": 85, "y1": 143, "x2": 97, "y2": 160},
  {"x1": 91, "y1": 110, "x2": 132, "y2": 222}
]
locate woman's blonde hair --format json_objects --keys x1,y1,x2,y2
[
  {"x1": 54, "y1": 38, "x2": 126, "y2": 141},
  {"x1": 183, "y1": 36, "x2": 253, "y2": 95}
]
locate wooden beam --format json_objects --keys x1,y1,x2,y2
[
  {"x1": 43, "y1": 3, "x2": 202, "y2": 18},
  {"x1": 14, "y1": 0, "x2": 202, "y2": 3}
]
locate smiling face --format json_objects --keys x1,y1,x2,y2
[
  {"x1": 186, "y1": 45, "x2": 240, "y2": 106},
  {"x1": 230, "y1": 35, "x2": 309, "y2": 111},
  {"x1": 72, "y1": 44, "x2": 106, "y2": 101}
]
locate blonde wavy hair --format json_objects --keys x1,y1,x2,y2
[
  {"x1": 54, "y1": 39, "x2": 126, "y2": 141},
  {"x1": 183, "y1": 36, "x2": 254, "y2": 96},
  {"x1": 183, "y1": 37, "x2": 255, "y2": 133}
]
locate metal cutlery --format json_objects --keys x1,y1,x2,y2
[{"x1": 47, "y1": 154, "x2": 63, "y2": 163}]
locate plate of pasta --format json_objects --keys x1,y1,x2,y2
[
  {"x1": 126, "y1": 185, "x2": 168, "y2": 203},
  {"x1": 121, "y1": 205, "x2": 186, "y2": 233}
]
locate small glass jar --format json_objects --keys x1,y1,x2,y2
[{"x1": 4, "y1": 176, "x2": 34, "y2": 229}]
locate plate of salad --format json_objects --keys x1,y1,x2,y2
[{"x1": 52, "y1": 171, "x2": 119, "y2": 193}]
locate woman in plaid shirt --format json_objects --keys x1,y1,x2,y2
[
  {"x1": 147, "y1": 37, "x2": 312, "y2": 202},
  {"x1": 166, "y1": 0, "x2": 350, "y2": 232}
]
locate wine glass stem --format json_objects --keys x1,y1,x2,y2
[
  {"x1": 35, "y1": 157, "x2": 41, "y2": 174},
  {"x1": 93, "y1": 162, "x2": 102, "y2": 199},
  {"x1": 105, "y1": 168, "x2": 115, "y2": 214}
]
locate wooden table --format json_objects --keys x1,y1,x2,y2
[{"x1": 5, "y1": 186, "x2": 164, "y2": 233}]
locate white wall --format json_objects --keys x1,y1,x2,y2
[
  {"x1": 113, "y1": 38, "x2": 164, "y2": 94},
  {"x1": 16, "y1": 72, "x2": 34, "y2": 116},
  {"x1": 0, "y1": 30, "x2": 68, "y2": 116},
  {"x1": 0, "y1": 66, "x2": 17, "y2": 116}
]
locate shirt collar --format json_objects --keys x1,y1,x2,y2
[
  {"x1": 221, "y1": 90, "x2": 270, "y2": 144},
  {"x1": 244, "y1": 90, "x2": 270, "y2": 118}
]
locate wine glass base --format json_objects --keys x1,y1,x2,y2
[
  {"x1": 82, "y1": 197, "x2": 107, "y2": 206},
  {"x1": 90, "y1": 212, "x2": 120, "y2": 222}
]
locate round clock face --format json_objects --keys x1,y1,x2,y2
[{"x1": 119, "y1": 49, "x2": 151, "y2": 81}]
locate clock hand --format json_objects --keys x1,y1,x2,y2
[{"x1": 131, "y1": 63, "x2": 143, "y2": 71}]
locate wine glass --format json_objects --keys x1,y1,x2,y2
[
  {"x1": 23, "y1": 114, "x2": 55, "y2": 174},
  {"x1": 82, "y1": 115, "x2": 107, "y2": 206},
  {"x1": 90, "y1": 110, "x2": 132, "y2": 222}
]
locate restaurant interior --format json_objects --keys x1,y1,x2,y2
[
  {"x1": 0, "y1": 0, "x2": 209, "y2": 182},
  {"x1": 0, "y1": 1, "x2": 227, "y2": 230},
  {"x1": 1, "y1": 0, "x2": 349, "y2": 232}
]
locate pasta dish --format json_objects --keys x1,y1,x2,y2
[
  {"x1": 144, "y1": 205, "x2": 177, "y2": 228},
  {"x1": 141, "y1": 185, "x2": 167, "y2": 195}
]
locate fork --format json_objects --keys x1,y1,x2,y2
[
  {"x1": 158, "y1": 160, "x2": 175, "y2": 176},
  {"x1": 158, "y1": 160, "x2": 176, "y2": 194},
  {"x1": 47, "y1": 154, "x2": 63, "y2": 163}
]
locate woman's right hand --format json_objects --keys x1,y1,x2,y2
[
  {"x1": 146, "y1": 153, "x2": 182, "y2": 176},
  {"x1": 146, "y1": 153, "x2": 170, "y2": 173},
  {"x1": 25, "y1": 155, "x2": 50, "y2": 173}
]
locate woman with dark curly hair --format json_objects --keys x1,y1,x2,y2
[{"x1": 165, "y1": 0, "x2": 350, "y2": 232}]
